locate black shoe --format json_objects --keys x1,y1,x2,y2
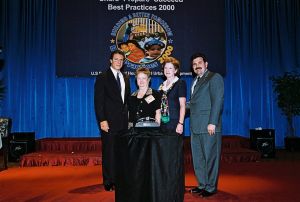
[
  {"x1": 190, "y1": 187, "x2": 204, "y2": 194},
  {"x1": 104, "y1": 183, "x2": 114, "y2": 191},
  {"x1": 200, "y1": 190, "x2": 215, "y2": 197}
]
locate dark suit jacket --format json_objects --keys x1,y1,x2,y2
[
  {"x1": 94, "y1": 68, "x2": 131, "y2": 133},
  {"x1": 189, "y1": 70, "x2": 224, "y2": 134}
]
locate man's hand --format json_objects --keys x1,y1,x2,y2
[
  {"x1": 100, "y1": 121, "x2": 109, "y2": 133},
  {"x1": 207, "y1": 124, "x2": 216, "y2": 135}
]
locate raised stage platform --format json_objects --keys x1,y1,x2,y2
[{"x1": 19, "y1": 136, "x2": 261, "y2": 167}]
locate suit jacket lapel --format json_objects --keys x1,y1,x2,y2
[
  {"x1": 107, "y1": 68, "x2": 123, "y2": 102},
  {"x1": 190, "y1": 77, "x2": 197, "y2": 98},
  {"x1": 191, "y1": 70, "x2": 210, "y2": 99}
]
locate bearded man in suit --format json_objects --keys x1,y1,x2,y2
[
  {"x1": 94, "y1": 50, "x2": 131, "y2": 191},
  {"x1": 188, "y1": 52, "x2": 224, "y2": 198}
]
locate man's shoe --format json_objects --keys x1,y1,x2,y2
[
  {"x1": 190, "y1": 187, "x2": 204, "y2": 194},
  {"x1": 104, "y1": 183, "x2": 114, "y2": 191},
  {"x1": 200, "y1": 190, "x2": 215, "y2": 197}
]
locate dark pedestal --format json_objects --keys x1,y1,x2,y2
[{"x1": 116, "y1": 129, "x2": 184, "y2": 202}]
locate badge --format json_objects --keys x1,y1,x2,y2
[{"x1": 145, "y1": 95, "x2": 155, "y2": 104}]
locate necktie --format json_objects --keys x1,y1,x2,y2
[{"x1": 116, "y1": 72, "x2": 121, "y2": 91}]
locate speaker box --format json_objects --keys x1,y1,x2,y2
[
  {"x1": 250, "y1": 129, "x2": 275, "y2": 158},
  {"x1": 8, "y1": 132, "x2": 35, "y2": 162}
]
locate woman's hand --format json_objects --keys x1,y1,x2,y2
[{"x1": 176, "y1": 123, "x2": 183, "y2": 135}]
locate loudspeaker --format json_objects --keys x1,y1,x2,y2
[
  {"x1": 250, "y1": 129, "x2": 275, "y2": 158},
  {"x1": 10, "y1": 132, "x2": 35, "y2": 142},
  {"x1": 8, "y1": 132, "x2": 35, "y2": 162}
]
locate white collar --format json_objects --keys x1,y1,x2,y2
[
  {"x1": 162, "y1": 76, "x2": 179, "y2": 91},
  {"x1": 110, "y1": 66, "x2": 121, "y2": 78}
]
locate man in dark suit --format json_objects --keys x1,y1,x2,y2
[
  {"x1": 188, "y1": 53, "x2": 224, "y2": 197},
  {"x1": 94, "y1": 50, "x2": 131, "y2": 191}
]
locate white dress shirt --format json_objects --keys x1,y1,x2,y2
[{"x1": 110, "y1": 67, "x2": 125, "y2": 103}]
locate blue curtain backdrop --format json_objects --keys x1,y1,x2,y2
[{"x1": 1, "y1": 0, "x2": 299, "y2": 147}]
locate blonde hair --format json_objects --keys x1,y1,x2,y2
[{"x1": 135, "y1": 67, "x2": 151, "y2": 78}]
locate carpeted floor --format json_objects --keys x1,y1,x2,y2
[{"x1": 1, "y1": 150, "x2": 300, "y2": 202}]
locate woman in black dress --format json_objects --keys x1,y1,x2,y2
[
  {"x1": 117, "y1": 65, "x2": 186, "y2": 202},
  {"x1": 158, "y1": 56, "x2": 187, "y2": 202},
  {"x1": 129, "y1": 67, "x2": 161, "y2": 126},
  {"x1": 116, "y1": 67, "x2": 162, "y2": 202},
  {"x1": 159, "y1": 57, "x2": 187, "y2": 133}
]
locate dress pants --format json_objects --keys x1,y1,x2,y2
[
  {"x1": 190, "y1": 132, "x2": 222, "y2": 193},
  {"x1": 101, "y1": 131, "x2": 120, "y2": 185}
]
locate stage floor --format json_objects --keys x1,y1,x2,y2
[{"x1": 1, "y1": 150, "x2": 300, "y2": 202}]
